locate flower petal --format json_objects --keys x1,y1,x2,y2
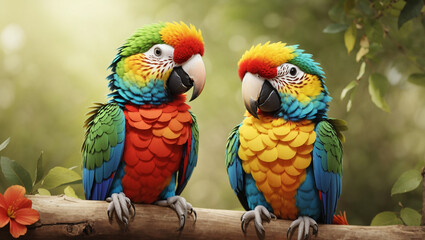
[
  {"x1": 4, "y1": 186, "x2": 26, "y2": 206},
  {"x1": 14, "y1": 197, "x2": 32, "y2": 209},
  {"x1": 0, "y1": 193, "x2": 7, "y2": 210},
  {"x1": 9, "y1": 219, "x2": 27, "y2": 239},
  {"x1": 14, "y1": 208, "x2": 39, "y2": 225},
  {"x1": 0, "y1": 207, "x2": 10, "y2": 228}
]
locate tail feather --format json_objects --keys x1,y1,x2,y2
[{"x1": 333, "y1": 211, "x2": 349, "y2": 225}]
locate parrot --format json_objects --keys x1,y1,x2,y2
[
  {"x1": 225, "y1": 42, "x2": 346, "y2": 240},
  {"x1": 82, "y1": 22, "x2": 205, "y2": 230}
]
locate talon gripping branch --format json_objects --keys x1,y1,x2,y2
[{"x1": 82, "y1": 22, "x2": 205, "y2": 229}]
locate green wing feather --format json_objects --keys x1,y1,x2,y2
[
  {"x1": 82, "y1": 103, "x2": 125, "y2": 200},
  {"x1": 313, "y1": 120, "x2": 344, "y2": 223},
  {"x1": 316, "y1": 120, "x2": 343, "y2": 174},
  {"x1": 327, "y1": 118, "x2": 348, "y2": 143},
  {"x1": 225, "y1": 125, "x2": 240, "y2": 167}
]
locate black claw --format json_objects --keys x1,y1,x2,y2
[
  {"x1": 192, "y1": 209, "x2": 197, "y2": 223},
  {"x1": 259, "y1": 231, "x2": 265, "y2": 240},
  {"x1": 256, "y1": 230, "x2": 265, "y2": 240},
  {"x1": 123, "y1": 217, "x2": 129, "y2": 232},
  {"x1": 177, "y1": 215, "x2": 186, "y2": 231},
  {"x1": 240, "y1": 213, "x2": 245, "y2": 221},
  {"x1": 131, "y1": 203, "x2": 136, "y2": 217},
  {"x1": 270, "y1": 213, "x2": 277, "y2": 220},
  {"x1": 107, "y1": 210, "x2": 112, "y2": 219},
  {"x1": 255, "y1": 221, "x2": 265, "y2": 237},
  {"x1": 287, "y1": 227, "x2": 293, "y2": 240},
  {"x1": 241, "y1": 220, "x2": 246, "y2": 233},
  {"x1": 304, "y1": 233, "x2": 309, "y2": 240},
  {"x1": 313, "y1": 224, "x2": 319, "y2": 236}
]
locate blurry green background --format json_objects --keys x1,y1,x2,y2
[{"x1": 0, "y1": 0, "x2": 424, "y2": 225}]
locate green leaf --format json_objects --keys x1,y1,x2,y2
[
  {"x1": 407, "y1": 73, "x2": 425, "y2": 87},
  {"x1": 398, "y1": 0, "x2": 424, "y2": 29},
  {"x1": 371, "y1": 211, "x2": 403, "y2": 226},
  {"x1": 344, "y1": 0, "x2": 355, "y2": 14},
  {"x1": 34, "y1": 151, "x2": 44, "y2": 185},
  {"x1": 391, "y1": 169, "x2": 422, "y2": 196},
  {"x1": 323, "y1": 23, "x2": 349, "y2": 34},
  {"x1": 0, "y1": 137, "x2": 10, "y2": 152},
  {"x1": 356, "y1": 62, "x2": 366, "y2": 80},
  {"x1": 367, "y1": 42, "x2": 383, "y2": 57},
  {"x1": 344, "y1": 24, "x2": 356, "y2": 54},
  {"x1": 356, "y1": 36, "x2": 369, "y2": 62},
  {"x1": 0, "y1": 157, "x2": 33, "y2": 193},
  {"x1": 368, "y1": 73, "x2": 390, "y2": 112},
  {"x1": 347, "y1": 87, "x2": 357, "y2": 112},
  {"x1": 359, "y1": 0, "x2": 373, "y2": 16},
  {"x1": 328, "y1": 2, "x2": 345, "y2": 22},
  {"x1": 400, "y1": 207, "x2": 421, "y2": 226},
  {"x1": 42, "y1": 166, "x2": 82, "y2": 190},
  {"x1": 64, "y1": 186, "x2": 79, "y2": 199},
  {"x1": 68, "y1": 166, "x2": 78, "y2": 171},
  {"x1": 341, "y1": 80, "x2": 357, "y2": 100},
  {"x1": 37, "y1": 188, "x2": 51, "y2": 196},
  {"x1": 365, "y1": 20, "x2": 383, "y2": 44}
]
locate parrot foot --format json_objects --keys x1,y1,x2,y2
[
  {"x1": 106, "y1": 192, "x2": 135, "y2": 230},
  {"x1": 155, "y1": 196, "x2": 197, "y2": 231},
  {"x1": 287, "y1": 216, "x2": 318, "y2": 240},
  {"x1": 240, "y1": 205, "x2": 277, "y2": 239}
]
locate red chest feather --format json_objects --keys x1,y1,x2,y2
[{"x1": 121, "y1": 96, "x2": 192, "y2": 203}]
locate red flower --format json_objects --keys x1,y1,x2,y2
[{"x1": 0, "y1": 185, "x2": 39, "y2": 238}]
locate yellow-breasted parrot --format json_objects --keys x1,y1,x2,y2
[
  {"x1": 82, "y1": 22, "x2": 205, "y2": 229},
  {"x1": 225, "y1": 42, "x2": 346, "y2": 239}
]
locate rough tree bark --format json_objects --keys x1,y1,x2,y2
[{"x1": 0, "y1": 195, "x2": 424, "y2": 240}]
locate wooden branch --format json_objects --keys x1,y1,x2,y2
[{"x1": 1, "y1": 195, "x2": 424, "y2": 240}]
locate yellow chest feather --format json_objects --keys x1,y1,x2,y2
[{"x1": 238, "y1": 115, "x2": 316, "y2": 219}]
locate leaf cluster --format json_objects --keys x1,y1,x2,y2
[
  {"x1": 324, "y1": 0, "x2": 425, "y2": 112},
  {"x1": 0, "y1": 138, "x2": 82, "y2": 198},
  {"x1": 371, "y1": 166, "x2": 423, "y2": 226}
]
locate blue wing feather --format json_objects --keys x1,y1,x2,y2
[
  {"x1": 225, "y1": 124, "x2": 250, "y2": 210},
  {"x1": 312, "y1": 120, "x2": 343, "y2": 224}
]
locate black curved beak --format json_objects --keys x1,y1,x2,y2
[
  {"x1": 167, "y1": 67, "x2": 193, "y2": 96},
  {"x1": 242, "y1": 73, "x2": 280, "y2": 119},
  {"x1": 257, "y1": 81, "x2": 281, "y2": 113},
  {"x1": 167, "y1": 54, "x2": 206, "y2": 101}
]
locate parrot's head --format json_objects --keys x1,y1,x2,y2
[
  {"x1": 238, "y1": 42, "x2": 331, "y2": 121},
  {"x1": 108, "y1": 22, "x2": 205, "y2": 106}
]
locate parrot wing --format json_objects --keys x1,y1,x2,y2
[
  {"x1": 175, "y1": 112, "x2": 199, "y2": 195},
  {"x1": 312, "y1": 120, "x2": 343, "y2": 224},
  {"x1": 225, "y1": 124, "x2": 249, "y2": 210},
  {"x1": 82, "y1": 103, "x2": 125, "y2": 200}
]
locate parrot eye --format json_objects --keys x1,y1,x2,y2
[
  {"x1": 154, "y1": 47, "x2": 162, "y2": 57},
  {"x1": 278, "y1": 63, "x2": 304, "y2": 82},
  {"x1": 289, "y1": 67, "x2": 297, "y2": 76}
]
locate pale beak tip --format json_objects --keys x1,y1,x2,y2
[{"x1": 182, "y1": 54, "x2": 206, "y2": 102}]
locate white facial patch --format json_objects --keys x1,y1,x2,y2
[
  {"x1": 270, "y1": 63, "x2": 306, "y2": 90},
  {"x1": 143, "y1": 44, "x2": 175, "y2": 76}
]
